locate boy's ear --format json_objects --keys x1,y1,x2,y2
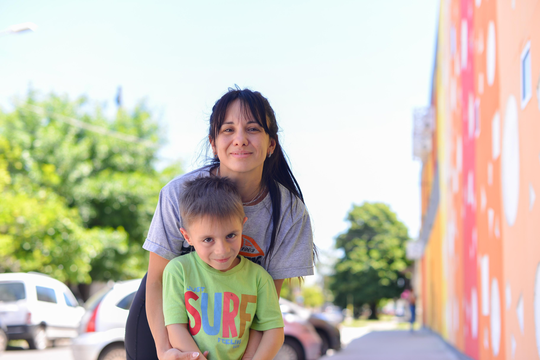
[
  {"x1": 243, "y1": 217, "x2": 248, "y2": 225},
  {"x1": 180, "y1": 228, "x2": 192, "y2": 245}
]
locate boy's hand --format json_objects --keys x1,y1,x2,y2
[{"x1": 161, "y1": 348, "x2": 209, "y2": 360}]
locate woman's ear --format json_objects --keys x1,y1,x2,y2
[
  {"x1": 269, "y1": 136, "x2": 277, "y2": 154},
  {"x1": 180, "y1": 228, "x2": 192, "y2": 245},
  {"x1": 209, "y1": 136, "x2": 216, "y2": 156}
]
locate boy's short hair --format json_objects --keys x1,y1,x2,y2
[{"x1": 180, "y1": 176, "x2": 245, "y2": 228}]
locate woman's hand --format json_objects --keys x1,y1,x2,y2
[{"x1": 160, "y1": 348, "x2": 209, "y2": 360}]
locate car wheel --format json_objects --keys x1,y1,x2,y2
[
  {"x1": 316, "y1": 328, "x2": 330, "y2": 355},
  {"x1": 274, "y1": 337, "x2": 304, "y2": 360},
  {"x1": 0, "y1": 329, "x2": 7, "y2": 354},
  {"x1": 27, "y1": 327, "x2": 47, "y2": 350},
  {"x1": 98, "y1": 343, "x2": 126, "y2": 360}
]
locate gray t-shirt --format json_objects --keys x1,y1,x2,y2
[{"x1": 143, "y1": 166, "x2": 314, "y2": 280}]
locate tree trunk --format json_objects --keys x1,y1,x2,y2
[{"x1": 368, "y1": 301, "x2": 378, "y2": 320}]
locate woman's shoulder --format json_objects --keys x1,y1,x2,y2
[
  {"x1": 276, "y1": 183, "x2": 309, "y2": 218},
  {"x1": 160, "y1": 166, "x2": 212, "y2": 197}
]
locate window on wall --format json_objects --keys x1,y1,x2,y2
[{"x1": 521, "y1": 42, "x2": 532, "y2": 108}]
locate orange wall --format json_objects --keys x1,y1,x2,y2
[{"x1": 418, "y1": 0, "x2": 540, "y2": 359}]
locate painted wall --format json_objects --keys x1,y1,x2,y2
[{"x1": 417, "y1": 0, "x2": 540, "y2": 359}]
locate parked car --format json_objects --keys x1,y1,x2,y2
[
  {"x1": 279, "y1": 298, "x2": 341, "y2": 355},
  {"x1": 277, "y1": 309, "x2": 321, "y2": 360},
  {"x1": 72, "y1": 278, "x2": 321, "y2": 360},
  {"x1": 71, "y1": 279, "x2": 140, "y2": 360},
  {"x1": 0, "y1": 272, "x2": 85, "y2": 350},
  {"x1": 0, "y1": 318, "x2": 8, "y2": 355}
]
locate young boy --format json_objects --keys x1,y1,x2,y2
[{"x1": 162, "y1": 176, "x2": 284, "y2": 360}]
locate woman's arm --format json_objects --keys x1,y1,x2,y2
[
  {"x1": 146, "y1": 252, "x2": 171, "y2": 359},
  {"x1": 147, "y1": 253, "x2": 207, "y2": 360},
  {"x1": 251, "y1": 328, "x2": 285, "y2": 360},
  {"x1": 273, "y1": 279, "x2": 284, "y2": 297},
  {"x1": 167, "y1": 324, "x2": 207, "y2": 360}
]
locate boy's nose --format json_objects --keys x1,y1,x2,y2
[{"x1": 215, "y1": 241, "x2": 228, "y2": 255}]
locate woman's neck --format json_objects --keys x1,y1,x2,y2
[{"x1": 217, "y1": 166, "x2": 265, "y2": 204}]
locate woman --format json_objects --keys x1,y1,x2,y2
[{"x1": 125, "y1": 88, "x2": 314, "y2": 360}]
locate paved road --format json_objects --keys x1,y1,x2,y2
[
  {"x1": 3, "y1": 347, "x2": 73, "y2": 360},
  {"x1": 322, "y1": 327, "x2": 463, "y2": 360},
  {"x1": 3, "y1": 344, "x2": 73, "y2": 360}
]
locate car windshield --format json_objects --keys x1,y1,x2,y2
[{"x1": 0, "y1": 282, "x2": 26, "y2": 302}]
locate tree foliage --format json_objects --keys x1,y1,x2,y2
[
  {"x1": 0, "y1": 91, "x2": 181, "y2": 283},
  {"x1": 329, "y1": 202, "x2": 411, "y2": 319}
]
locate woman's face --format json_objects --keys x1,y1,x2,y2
[{"x1": 210, "y1": 99, "x2": 276, "y2": 179}]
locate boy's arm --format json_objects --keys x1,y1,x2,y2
[
  {"x1": 167, "y1": 324, "x2": 208, "y2": 360},
  {"x1": 251, "y1": 328, "x2": 284, "y2": 360}
]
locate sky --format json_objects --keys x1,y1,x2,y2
[{"x1": 1, "y1": 0, "x2": 438, "y2": 265}]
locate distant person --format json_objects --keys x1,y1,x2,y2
[
  {"x1": 408, "y1": 287, "x2": 416, "y2": 331},
  {"x1": 125, "y1": 87, "x2": 314, "y2": 360},
  {"x1": 162, "y1": 176, "x2": 284, "y2": 360}
]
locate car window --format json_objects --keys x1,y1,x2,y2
[
  {"x1": 83, "y1": 286, "x2": 112, "y2": 311},
  {"x1": 0, "y1": 282, "x2": 26, "y2": 302},
  {"x1": 63, "y1": 292, "x2": 78, "y2": 307},
  {"x1": 116, "y1": 291, "x2": 136, "y2": 310},
  {"x1": 36, "y1": 286, "x2": 57, "y2": 303}
]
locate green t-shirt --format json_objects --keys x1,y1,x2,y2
[{"x1": 163, "y1": 252, "x2": 284, "y2": 360}]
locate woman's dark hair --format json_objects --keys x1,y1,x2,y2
[{"x1": 207, "y1": 87, "x2": 304, "y2": 260}]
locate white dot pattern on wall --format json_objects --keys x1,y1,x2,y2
[
  {"x1": 501, "y1": 95, "x2": 520, "y2": 226},
  {"x1": 517, "y1": 295, "x2": 524, "y2": 334},
  {"x1": 486, "y1": 22, "x2": 496, "y2": 86},
  {"x1": 529, "y1": 183, "x2": 536, "y2": 211},
  {"x1": 472, "y1": 288, "x2": 479, "y2": 339},
  {"x1": 534, "y1": 264, "x2": 540, "y2": 357},
  {"x1": 491, "y1": 278, "x2": 501, "y2": 356},
  {"x1": 462, "y1": 20, "x2": 468, "y2": 70}
]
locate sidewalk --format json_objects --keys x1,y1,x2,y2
[{"x1": 322, "y1": 325, "x2": 465, "y2": 360}]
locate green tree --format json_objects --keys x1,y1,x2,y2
[
  {"x1": 330, "y1": 202, "x2": 411, "y2": 319},
  {"x1": 301, "y1": 286, "x2": 325, "y2": 308},
  {"x1": 0, "y1": 91, "x2": 181, "y2": 283}
]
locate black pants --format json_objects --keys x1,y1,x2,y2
[{"x1": 125, "y1": 273, "x2": 158, "y2": 360}]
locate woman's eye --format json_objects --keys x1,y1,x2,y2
[{"x1": 248, "y1": 127, "x2": 260, "y2": 132}]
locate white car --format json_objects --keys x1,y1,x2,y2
[
  {"x1": 71, "y1": 279, "x2": 140, "y2": 360},
  {"x1": 0, "y1": 272, "x2": 85, "y2": 350},
  {"x1": 72, "y1": 279, "x2": 321, "y2": 360}
]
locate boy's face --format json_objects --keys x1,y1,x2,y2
[{"x1": 180, "y1": 216, "x2": 247, "y2": 272}]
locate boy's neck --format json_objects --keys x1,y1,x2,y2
[{"x1": 219, "y1": 256, "x2": 241, "y2": 272}]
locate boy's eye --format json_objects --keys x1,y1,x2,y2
[
  {"x1": 202, "y1": 238, "x2": 213, "y2": 243},
  {"x1": 226, "y1": 233, "x2": 236, "y2": 239}
]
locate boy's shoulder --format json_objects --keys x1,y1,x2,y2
[
  {"x1": 166, "y1": 252, "x2": 197, "y2": 271},
  {"x1": 240, "y1": 256, "x2": 273, "y2": 280}
]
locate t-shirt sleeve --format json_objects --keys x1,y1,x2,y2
[
  {"x1": 250, "y1": 271, "x2": 284, "y2": 331},
  {"x1": 143, "y1": 184, "x2": 190, "y2": 260},
  {"x1": 266, "y1": 202, "x2": 314, "y2": 280},
  {"x1": 162, "y1": 259, "x2": 189, "y2": 326}
]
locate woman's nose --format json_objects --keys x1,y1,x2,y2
[{"x1": 233, "y1": 129, "x2": 248, "y2": 146}]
